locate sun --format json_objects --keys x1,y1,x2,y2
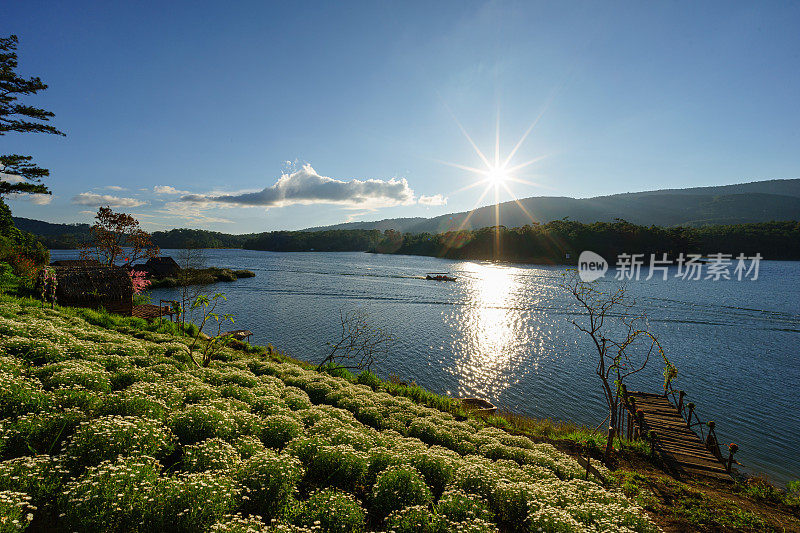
[{"x1": 485, "y1": 165, "x2": 509, "y2": 186}]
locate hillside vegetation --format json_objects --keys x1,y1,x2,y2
[
  {"x1": 372, "y1": 220, "x2": 800, "y2": 262},
  {"x1": 0, "y1": 296, "x2": 655, "y2": 532}
]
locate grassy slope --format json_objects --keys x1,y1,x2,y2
[
  {"x1": 0, "y1": 295, "x2": 654, "y2": 533},
  {"x1": 0, "y1": 295, "x2": 797, "y2": 532}
]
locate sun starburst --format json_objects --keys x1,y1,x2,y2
[{"x1": 438, "y1": 110, "x2": 548, "y2": 239}]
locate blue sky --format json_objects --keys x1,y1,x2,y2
[{"x1": 4, "y1": 1, "x2": 800, "y2": 232}]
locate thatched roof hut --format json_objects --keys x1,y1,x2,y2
[
  {"x1": 134, "y1": 257, "x2": 180, "y2": 278},
  {"x1": 53, "y1": 266, "x2": 133, "y2": 315},
  {"x1": 50, "y1": 259, "x2": 101, "y2": 267}
]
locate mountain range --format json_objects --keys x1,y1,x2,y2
[
  {"x1": 304, "y1": 178, "x2": 800, "y2": 233},
  {"x1": 12, "y1": 179, "x2": 800, "y2": 243}
]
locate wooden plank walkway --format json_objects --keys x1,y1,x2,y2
[
  {"x1": 132, "y1": 304, "x2": 174, "y2": 320},
  {"x1": 628, "y1": 391, "x2": 732, "y2": 482}
]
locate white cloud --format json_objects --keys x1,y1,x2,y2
[
  {"x1": 419, "y1": 194, "x2": 447, "y2": 206},
  {"x1": 6, "y1": 192, "x2": 53, "y2": 205},
  {"x1": 0, "y1": 174, "x2": 25, "y2": 185},
  {"x1": 1, "y1": 172, "x2": 52, "y2": 205},
  {"x1": 154, "y1": 185, "x2": 190, "y2": 195},
  {"x1": 159, "y1": 202, "x2": 233, "y2": 224},
  {"x1": 182, "y1": 164, "x2": 416, "y2": 209},
  {"x1": 72, "y1": 192, "x2": 146, "y2": 208},
  {"x1": 104, "y1": 185, "x2": 127, "y2": 191}
]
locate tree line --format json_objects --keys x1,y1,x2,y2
[{"x1": 370, "y1": 219, "x2": 800, "y2": 262}]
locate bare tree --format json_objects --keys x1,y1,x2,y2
[
  {"x1": 317, "y1": 307, "x2": 394, "y2": 372},
  {"x1": 175, "y1": 244, "x2": 206, "y2": 329},
  {"x1": 185, "y1": 292, "x2": 234, "y2": 368},
  {"x1": 562, "y1": 271, "x2": 676, "y2": 461}
]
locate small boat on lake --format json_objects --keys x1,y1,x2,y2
[
  {"x1": 426, "y1": 272, "x2": 457, "y2": 281},
  {"x1": 459, "y1": 397, "x2": 497, "y2": 416}
]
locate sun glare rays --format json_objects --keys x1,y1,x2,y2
[{"x1": 438, "y1": 110, "x2": 548, "y2": 257}]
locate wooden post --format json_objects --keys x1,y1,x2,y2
[
  {"x1": 727, "y1": 444, "x2": 738, "y2": 473},
  {"x1": 585, "y1": 449, "x2": 591, "y2": 480},
  {"x1": 636, "y1": 410, "x2": 645, "y2": 440},
  {"x1": 677, "y1": 390, "x2": 685, "y2": 414},
  {"x1": 606, "y1": 426, "x2": 615, "y2": 459},
  {"x1": 627, "y1": 411, "x2": 633, "y2": 441},
  {"x1": 648, "y1": 430, "x2": 657, "y2": 458},
  {"x1": 686, "y1": 403, "x2": 695, "y2": 427}
]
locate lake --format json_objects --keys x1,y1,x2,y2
[{"x1": 49, "y1": 249, "x2": 800, "y2": 484}]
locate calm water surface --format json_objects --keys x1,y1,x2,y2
[{"x1": 50, "y1": 249, "x2": 800, "y2": 484}]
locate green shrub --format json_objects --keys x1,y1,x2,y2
[
  {"x1": 304, "y1": 381, "x2": 334, "y2": 403},
  {"x1": 787, "y1": 480, "x2": 800, "y2": 506},
  {"x1": 220, "y1": 384, "x2": 255, "y2": 404},
  {"x1": 182, "y1": 383, "x2": 222, "y2": 404},
  {"x1": 308, "y1": 444, "x2": 368, "y2": 492},
  {"x1": 384, "y1": 505, "x2": 439, "y2": 533},
  {"x1": 0, "y1": 372, "x2": 46, "y2": 419},
  {"x1": 154, "y1": 472, "x2": 239, "y2": 533},
  {"x1": 283, "y1": 387, "x2": 312, "y2": 410},
  {"x1": 3, "y1": 408, "x2": 86, "y2": 458},
  {"x1": 436, "y1": 488, "x2": 494, "y2": 523},
  {"x1": 371, "y1": 465, "x2": 432, "y2": 517},
  {"x1": 169, "y1": 405, "x2": 236, "y2": 444},
  {"x1": 237, "y1": 451, "x2": 304, "y2": 520},
  {"x1": 208, "y1": 514, "x2": 268, "y2": 532},
  {"x1": 261, "y1": 415, "x2": 303, "y2": 449},
  {"x1": 49, "y1": 386, "x2": 101, "y2": 412},
  {"x1": 294, "y1": 488, "x2": 366, "y2": 532},
  {"x1": 0, "y1": 490, "x2": 35, "y2": 532},
  {"x1": 356, "y1": 370, "x2": 381, "y2": 391},
  {"x1": 410, "y1": 452, "x2": 454, "y2": 499},
  {"x1": 0, "y1": 455, "x2": 68, "y2": 511},
  {"x1": 490, "y1": 482, "x2": 532, "y2": 529},
  {"x1": 98, "y1": 390, "x2": 169, "y2": 421},
  {"x1": 59, "y1": 455, "x2": 161, "y2": 532},
  {"x1": 182, "y1": 437, "x2": 240, "y2": 473},
  {"x1": 63, "y1": 415, "x2": 176, "y2": 469},
  {"x1": 234, "y1": 435, "x2": 267, "y2": 459},
  {"x1": 44, "y1": 364, "x2": 112, "y2": 393},
  {"x1": 284, "y1": 435, "x2": 330, "y2": 466}
]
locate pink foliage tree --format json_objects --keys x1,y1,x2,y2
[{"x1": 129, "y1": 270, "x2": 151, "y2": 295}]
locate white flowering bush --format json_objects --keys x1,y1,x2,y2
[
  {"x1": 0, "y1": 372, "x2": 46, "y2": 420},
  {"x1": 260, "y1": 415, "x2": 303, "y2": 450},
  {"x1": 237, "y1": 450, "x2": 303, "y2": 520},
  {"x1": 154, "y1": 471, "x2": 239, "y2": 532},
  {"x1": 62, "y1": 415, "x2": 176, "y2": 469},
  {"x1": 234, "y1": 435, "x2": 267, "y2": 459},
  {"x1": 182, "y1": 437, "x2": 240, "y2": 473},
  {"x1": 436, "y1": 488, "x2": 494, "y2": 523},
  {"x1": 3, "y1": 408, "x2": 85, "y2": 458},
  {"x1": 0, "y1": 455, "x2": 68, "y2": 511},
  {"x1": 294, "y1": 488, "x2": 366, "y2": 532},
  {"x1": 0, "y1": 490, "x2": 35, "y2": 532},
  {"x1": 307, "y1": 444, "x2": 369, "y2": 492},
  {"x1": 371, "y1": 464, "x2": 433, "y2": 518},
  {"x1": 0, "y1": 298, "x2": 657, "y2": 532},
  {"x1": 169, "y1": 404, "x2": 237, "y2": 444},
  {"x1": 384, "y1": 505, "x2": 438, "y2": 533},
  {"x1": 59, "y1": 455, "x2": 162, "y2": 532}
]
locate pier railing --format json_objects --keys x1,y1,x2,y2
[{"x1": 620, "y1": 384, "x2": 739, "y2": 473}]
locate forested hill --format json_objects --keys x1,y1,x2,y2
[
  {"x1": 305, "y1": 178, "x2": 800, "y2": 233},
  {"x1": 372, "y1": 220, "x2": 800, "y2": 262},
  {"x1": 12, "y1": 218, "x2": 251, "y2": 249}
]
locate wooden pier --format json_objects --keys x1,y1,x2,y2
[{"x1": 627, "y1": 391, "x2": 733, "y2": 481}]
